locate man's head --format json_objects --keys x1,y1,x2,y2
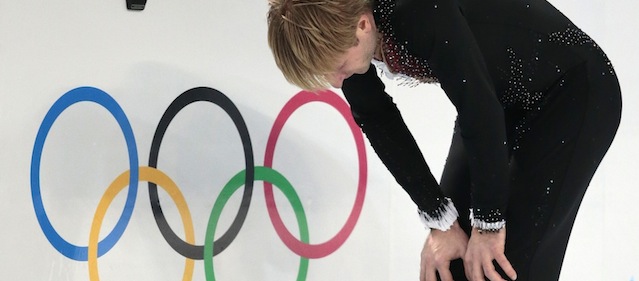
[{"x1": 267, "y1": 0, "x2": 376, "y2": 90}]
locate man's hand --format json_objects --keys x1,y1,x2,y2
[
  {"x1": 463, "y1": 227, "x2": 517, "y2": 281},
  {"x1": 420, "y1": 220, "x2": 469, "y2": 281}
]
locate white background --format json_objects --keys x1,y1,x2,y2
[{"x1": 0, "y1": 0, "x2": 637, "y2": 280}]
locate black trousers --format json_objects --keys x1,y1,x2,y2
[{"x1": 442, "y1": 56, "x2": 622, "y2": 280}]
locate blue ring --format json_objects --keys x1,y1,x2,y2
[{"x1": 30, "y1": 86, "x2": 139, "y2": 261}]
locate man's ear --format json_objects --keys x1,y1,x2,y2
[
  {"x1": 356, "y1": 12, "x2": 375, "y2": 44},
  {"x1": 357, "y1": 13, "x2": 373, "y2": 33}
]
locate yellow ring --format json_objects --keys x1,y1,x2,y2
[{"x1": 88, "y1": 166, "x2": 195, "y2": 281}]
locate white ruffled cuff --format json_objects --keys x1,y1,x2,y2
[
  {"x1": 469, "y1": 208, "x2": 506, "y2": 232},
  {"x1": 417, "y1": 197, "x2": 459, "y2": 231}
]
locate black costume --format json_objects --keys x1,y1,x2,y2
[{"x1": 341, "y1": 0, "x2": 622, "y2": 280}]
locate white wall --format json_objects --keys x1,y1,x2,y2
[{"x1": 0, "y1": 1, "x2": 637, "y2": 280}]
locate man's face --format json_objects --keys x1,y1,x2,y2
[
  {"x1": 325, "y1": 13, "x2": 377, "y2": 88},
  {"x1": 326, "y1": 40, "x2": 375, "y2": 88}
]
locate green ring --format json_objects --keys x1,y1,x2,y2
[{"x1": 204, "y1": 166, "x2": 309, "y2": 280}]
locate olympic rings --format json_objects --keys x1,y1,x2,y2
[
  {"x1": 264, "y1": 90, "x2": 367, "y2": 259},
  {"x1": 31, "y1": 86, "x2": 139, "y2": 261},
  {"x1": 89, "y1": 167, "x2": 195, "y2": 281},
  {"x1": 148, "y1": 87, "x2": 254, "y2": 259},
  {"x1": 204, "y1": 167, "x2": 309, "y2": 281},
  {"x1": 31, "y1": 86, "x2": 367, "y2": 279}
]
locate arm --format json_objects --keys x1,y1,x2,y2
[
  {"x1": 342, "y1": 64, "x2": 458, "y2": 230},
  {"x1": 390, "y1": 0, "x2": 516, "y2": 279},
  {"x1": 392, "y1": 0, "x2": 510, "y2": 230}
]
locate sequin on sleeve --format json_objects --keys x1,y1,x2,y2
[
  {"x1": 373, "y1": 0, "x2": 511, "y2": 228},
  {"x1": 342, "y1": 64, "x2": 458, "y2": 230}
]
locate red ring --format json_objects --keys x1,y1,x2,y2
[{"x1": 264, "y1": 90, "x2": 367, "y2": 259}]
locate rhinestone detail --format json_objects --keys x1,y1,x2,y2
[{"x1": 373, "y1": 0, "x2": 439, "y2": 86}]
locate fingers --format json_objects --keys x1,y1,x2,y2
[
  {"x1": 421, "y1": 260, "x2": 455, "y2": 281},
  {"x1": 420, "y1": 267, "x2": 455, "y2": 281},
  {"x1": 437, "y1": 262, "x2": 455, "y2": 281},
  {"x1": 420, "y1": 253, "x2": 435, "y2": 281},
  {"x1": 465, "y1": 261, "x2": 504, "y2": 281},
  {"x1": 495, "y1": 254, "x2": 517, "y2": 280},
  {"x1": 420, "y1": 223, "x2": 469, "y2": 281},
  {"x1": 463, "y1": 256, "x2": 480, "y2": 281},
  {"x1": 470, "y1": 258, "x2": 485, "y2": 281},
  {"x1": 463, "y1": 260, "x2": 473, "y2": 281},
  {"x1": 464, "y1": 257, "x2": 517, "y2": 281},
  {"x1": 481, "y1": 260, "x2": 505, "y2": 281},
  {"x1": 419, "y1": 263, "x2": 437, "y2": 281},
  {"x1": 420, "y1": 262, "x2": 433, "y2": 281}
]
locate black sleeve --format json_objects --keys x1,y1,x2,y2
[
  {"x1": 393, "y1": 0, "x2": 510, "y2": 219},
  {"x1": 342, "y1": 64, "x2": 449, "y2": 217}
]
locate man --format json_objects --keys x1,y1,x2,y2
[{"x1": 267, "y1": 0, "x2": 622, "y2": 280}]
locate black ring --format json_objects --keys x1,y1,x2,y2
[{"x1": 148, "y1": 87, "x2": 254, "y2": 259}]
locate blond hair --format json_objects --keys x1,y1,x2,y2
[{"x1": 267, "y1": 0, "x2": 372, "y2": 90}]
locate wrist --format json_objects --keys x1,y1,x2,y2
[
  {"x1": 469, "y1": 208, "x2": 506, "y2": 232},
  {"x1": 472, "y1": 226, "x2": 503, "y2": 235},
  {"x1": 418, "y1": 197, "x2": 459, "y2": 231}
]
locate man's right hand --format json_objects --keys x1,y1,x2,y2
[{"x1": 420, "y1": 220, "x2": 469, "y2": 281}]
